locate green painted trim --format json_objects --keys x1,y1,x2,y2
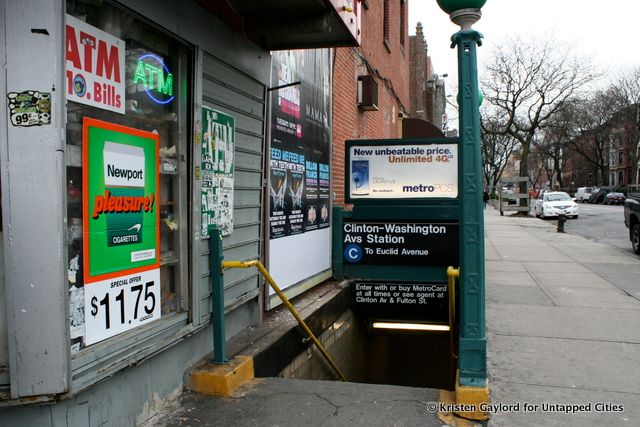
[{"x1": 332, "y1": 207, "x2": 345, "y2": 280}]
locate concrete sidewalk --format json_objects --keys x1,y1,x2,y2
[
  {"x1": 484, "y1": 206, "x2": 640, "y2": 426},
  {"x1": 148, "y1": 208, "x2": 640, "y2": 426}
]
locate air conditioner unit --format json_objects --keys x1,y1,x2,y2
[{"x1": 357, "y1": 75, "x2": 378, "y2": 111}]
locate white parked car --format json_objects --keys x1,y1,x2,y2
[{"x1": 534, "y1": 191, "x2": 579, "y2": 219}]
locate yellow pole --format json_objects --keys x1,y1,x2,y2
[
  {"x1": 222, "y1": 260, "x2": 347, "y2": 382},
  {"x1": 447, "y1": 266, "x2": 460, "y2": 359}
]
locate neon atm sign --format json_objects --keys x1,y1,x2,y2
[{"x1": 132, "y1": 53, "x2": 175, "y2": 104}]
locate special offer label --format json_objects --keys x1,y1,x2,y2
[
  {"x1": 347, "y1": 143, "x2": 458, "y2": 200},
  {"x1": 84, "y1": 269, "x2": 160, "y2": 345}
]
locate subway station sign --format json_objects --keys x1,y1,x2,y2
[{"x1": 342, "y1": 220, "x2": 459, "y2": 266}]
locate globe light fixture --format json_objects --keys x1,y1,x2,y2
[{"x1": 436, "y1": 0, "x2": 486, "y2": 29}]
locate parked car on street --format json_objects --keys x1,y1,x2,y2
[
  {"x1": 588, "y1": 188, "x2": 610, "y2": 204},
  {"x1": 534, "y1": 191, "x2": 579, "y2": 219},
  {"x1": 623, "y1": 194, "x2": 640, "y2": 254},
  {"x1": 574, "y1": 186, "x2": 593, "y2": 203},
  {"x1": 603, "y1": 192, "x2": 625, "y2": 205}
]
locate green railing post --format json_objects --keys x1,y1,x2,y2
[
  {"x1": 332, "y1": 206, "x2": 345, "y2": 280},
  {"x1": 209, "y1": 226, "x2": 228, "y2": 364}
]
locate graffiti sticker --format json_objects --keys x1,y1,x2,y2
[{"x1": 7, "y1": 91, "x2": 51, "y2": 127}]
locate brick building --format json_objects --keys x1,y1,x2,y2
[
  {"x1": 408, "y1": 22, "x2": 432, "y2": 122},
  {"x1": 408, "y1": 22, "x2": 447, "y2": 130},
  {"x1": 331, "y1": 0, "x2": 409, "y2": 206},
  {"x1": 561, "y1": 105, "x2": 640, "y2": 189}
]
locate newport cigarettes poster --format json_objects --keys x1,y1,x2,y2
[
  {"x1": 65, "y1": 14, "x2": 126, "y2": 114},
  {"x1": 82, "y1": 118, "x2": 160, "y2": 345},
  {"x1": 348, "y1": 143, "x2": 458, "y2": 200}
]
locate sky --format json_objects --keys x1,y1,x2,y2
[{"x1": 409, "y1": 0, "x2": 640, "y2": 128}]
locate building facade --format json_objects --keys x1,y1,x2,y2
[
  {"x1": 331, "y1": 0, "x2": 410, "y2": 206},
  {"x1": 0, "y1": 0, "x2": 359, "y2": 424},
  {"x1": 562, "y1": 105, "x2": 640, "y2": 189},
  {"x1": 408, "y1": 22, "x2": 447, "y2": 131}
]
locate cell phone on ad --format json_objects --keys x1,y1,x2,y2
[{"x1": 351, "y1": 159, "x2": 369, "y2": 195}]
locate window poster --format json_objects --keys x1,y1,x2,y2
[
  {"x1": 65, "y1": 14, "x2": 126, "y2": 114},
  {"x1": 201, "y1": 107, "x2": 235, "y2": 238},
  {"x1": 82, "y1": 118, "x2": 160, "y2": 345},
  {"x1": 267, "y1": 49, "x2": 332, "y2": 306}
]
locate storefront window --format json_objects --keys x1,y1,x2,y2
[{"x1": 65, "y1": 1, "x2": 192, "y2": 353}]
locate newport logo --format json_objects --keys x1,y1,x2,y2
[
  {"x1": 107, "y1": 164, "x2": 143, "y2": 181},
  {"x1": 103, "y1": 141, "x2": 145, "y2": 188}
]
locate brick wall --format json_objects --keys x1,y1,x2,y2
[{"x1": 332, "y1": 0, "x2": 409, "y2": 206}]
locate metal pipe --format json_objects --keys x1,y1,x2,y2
[
  {"x1": 210, "y1": 227, "x2": 228, "y2": 364},
  {"x1": 447, "y1": 266, "x2": 459, "y2": 359},
  {"x1": 222, "y1": 260, "x2": 347, "y2": 382}
]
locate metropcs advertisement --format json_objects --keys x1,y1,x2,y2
[
  {"x1": 348, "y1": 143, "x2": 458, "y2": 200},
  {"x1": 83, "y1": 118, "x2": 160, "y2": 345}
]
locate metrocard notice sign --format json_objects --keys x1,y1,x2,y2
[
  {"x1": 347, "y1": 143, "x2": 458, "y2": 200},
  {"x1": 82, "y1": 118, "x2": 160, "y2": 345}
]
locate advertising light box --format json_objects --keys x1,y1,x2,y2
[{"x1": 346, "y1": 142, "x2": 458, "y2": 202}]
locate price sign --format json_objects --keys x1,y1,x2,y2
[
  {"x1": 84, "y1": 269, "x2": 161, "y2": 345},
  {"x1": 11, "y1": 111, "x2": 39, "y2": 126}
]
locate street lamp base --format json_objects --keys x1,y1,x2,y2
[{"x1": 450, "y1": 8, "x2": 482, "y2": 30}]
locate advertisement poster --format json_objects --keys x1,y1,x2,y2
[
  {"x1": 65, "y1": 14, "x2": 126, "y2": 114},
  {"x1": 267, "y1": 49, "x2": 332, "y2": 305},
  {"x1": 347, "y1": 143, "x2": 458, "y2": 200},
  {"x1": 82, "y1": 118, "x2": 160, "y2": 345},
  {"x1": 201, "y1": 107, "x2": 235, "y2": 238},
  {"x1": 269, "y1": 49, "x2": 331, "y2": 239}
]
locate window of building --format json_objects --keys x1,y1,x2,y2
[
  {"x1": 65, "y1": 0, "x2": 192, "y2": 355},
  {"x1": 400, "y1": 0, "x2": 406, "y2": 47},
  {"x1": 383, "y1": 0, "x2": 390, "y2": 47}
]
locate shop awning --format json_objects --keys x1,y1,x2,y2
[{"x1": 197, "y1": 0, "x2": 361, "y2": 50}]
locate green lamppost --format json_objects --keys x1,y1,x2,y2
[{"x1": 436, "y1": 0, "x2": 489, "y2": 419}]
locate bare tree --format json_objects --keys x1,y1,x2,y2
[
  {"x1": 481, "y1": 115, "x2": 517, "y2": 191},
  {"x1": 527, "y1": 144, "x2": 548, "y2": 190},
  {"x1": 481, "y1": 35, "x2": 599, "y2": 210}
]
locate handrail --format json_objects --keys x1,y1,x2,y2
[
  {"x1": 447, "y1": 266, "x2": 459, "y2": 359},
  {"x1": 222, "y1": 260, "x2": 347, "y2": 382}
]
